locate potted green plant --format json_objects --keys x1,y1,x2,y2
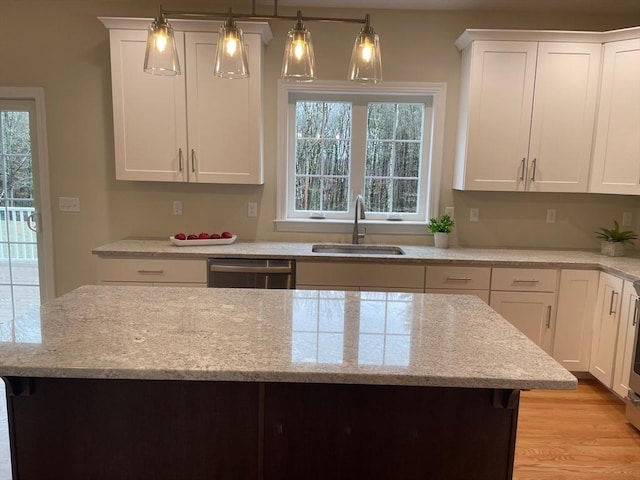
[
  {"x1": 595, "y1": 220, "x2": 638, "y2": 257},
  {"x1": 428, "y1": 214, "x2": 454, "y2": 249}
]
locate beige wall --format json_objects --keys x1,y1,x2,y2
[{"x1": 1, "y1": 1, "x2": 639, "y2": 295}]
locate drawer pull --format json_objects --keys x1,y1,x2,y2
[
  {"x1": 137, "y1": 270, "x2": 165, "y2": 275},
  {"x1": 519, "y1": 158, "x2": 526, "y2": 181},
  {"x1": 445, "y1": 276, "x2": 472, "y2": 282},
  {"x1": 512, "y1": 279, "x2": 540, "y2": 284}
]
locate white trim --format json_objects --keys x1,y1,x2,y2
[
  {"x1": 274, "y1": 219, "x2": 429, "y2": 235},
  {"x1": 276, "y1": 80, "x2": 446, "y2": 233},
  {"x1": 455, "y1": 26, "x2": 640, "y2": 51},
  {"x1": 0, "y1": 87, "x2": 55, "y2": 302}
]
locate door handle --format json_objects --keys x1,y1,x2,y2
[
  {"x1": 519, "y1": 158, "x2": 526, "y2": 181},
  {"x1": 26, "y1": 212, "x2": 40, "y2": 233},
  {"x1": 530, "y1": 158, "x2": 537, "y2": 182},
  {"x1": 178, "y1": 148, "x2": 183, "y2": 171},
  {"x1": 545, "y1": 305, "x2": 552, "y2": 329},
  {"x1": 191, "y1": 149, "x2": 195, "y2": 173},
  {"x1": 609, "y1": 290, "x2": 619, "y2": 316}
]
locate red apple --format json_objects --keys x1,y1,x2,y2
[
  {"x1": 198, "y1": 232, "x2": 210, "y2": 239},
  {"x1": 187, "y1": 234, "x2": 198, "y2": 240},
  {"x1": 221, "y1": 231, "x2": 233, "y2": 239},
  {"x1": 210, "y1": 233, "x2": 221, "y2": 239},
  {"x1": 174, "y1": 233, "x2": 186, "y2": 240}
]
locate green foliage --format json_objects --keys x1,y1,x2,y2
[
  {"x1": 427, "y1": 214, "x2": 455, "y2": 234},
  {"x1": 595, "y1": 220, "x2": 638, "y2": 244}
]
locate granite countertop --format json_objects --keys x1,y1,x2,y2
[
  {"x1": 0, "y1": 285, "x2": 576, "y2": 390},
  {"x1": 93, "y1": 239, "x2": 640, "y2": 281}
]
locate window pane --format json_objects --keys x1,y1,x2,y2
[
  {"x1": 295, "y1": 176, "x2": 321, "y2": 211},
  {"x1": 322, "y1": 177, "x2": 348, "y2": 212},
  {"x1": 392, "y1": 179, "x2": 418, "y2": 212},
  {"x1": 365, "y1": 178, "x2": 390, "y2": 213},
  {"x1": 365, "y1": 102, "x2": 424, "y2": 214},
  {"x1": 295, "y1": 101, "x2": 351, "y2": 214}
]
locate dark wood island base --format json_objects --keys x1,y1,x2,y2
[{"x1": 3, "y1": 377, "x2": 520, "y2": 480}]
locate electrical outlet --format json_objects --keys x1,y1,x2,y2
[
  {"x1": 58, "y1": 197, "x2": 80, "y2": 212},
  {"x1": 622, "y1": 211, "x2": 632, "y2": 226},
  {"x1": 469, "y1": 208, "x2": 479, "y2": 222},
  {"x1": 546, "y1": 209, "x2": 556, "y2": 224},
  {"x1": 247, "y1": 202, "x2": 258, "y2": 217},
  {"x1": 444, "y1": 206, "x2": 455, "y2": 219},
  {"x1": 172, "y1": 201, "x2": 183, "y2": 216}
]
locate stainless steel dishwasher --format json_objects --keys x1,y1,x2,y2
[{"x1": 207, "y1": 258, "x2": 295, "y2": 289}]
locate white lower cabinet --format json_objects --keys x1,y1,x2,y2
[
  {"x1": 612, "y1": 279, "x2": 639, "y2": 397},
  {"x1": 97, "y1": 257, "x2": 207, "y2": 287},
  {"x1": 295, "y1": 262, "x2": 425, "y2": 292},
  {"x1": 589, "y1": 272, "x2": 624, "y2": 388},
  {"x1": 552, "y1": 270, "x2": 599, "y2": 371},
  {"x1": 489, "y1": 268, "x2": 558, "y2": 354}
]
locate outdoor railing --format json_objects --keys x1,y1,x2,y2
[{"x1": 0, "y1": 206, "x2": 37, "y2": 260}]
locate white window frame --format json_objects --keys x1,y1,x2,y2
[{"x1": 276, "y1": 80, "x2": 446, "y2": 235}]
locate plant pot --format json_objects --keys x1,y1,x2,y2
[
  {"x1": 434, "y1": 232, "x2": 449, "y2": 249},
  {"x1": 600, "y1": 241, "x2": 625, "y2": 257}
]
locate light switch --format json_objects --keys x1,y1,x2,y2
[
  {"x1": 248, "y1": 202, "x2": 258, "y2": 217},
  {"x1": 469, "y1": 208, "x2": 479, "y2": 222},
  {"x1": 58, "y1": 197, "x2": 80, "y2": 212},
  {"x1": 172, "y1": 201, "x2": 183, "y2": 216}
]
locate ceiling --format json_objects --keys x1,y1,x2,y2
[{"x1": 259, "y1": 0, "x2": 640, "y2": 14}]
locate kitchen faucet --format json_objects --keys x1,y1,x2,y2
[{"x1": 352, "y1": 194, "x2": 366, "y2": 244}]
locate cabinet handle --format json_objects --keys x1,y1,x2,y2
[
  {"x1": 178, "y1": 148, "x2": 183, "y2": 172},
  {"x1": 633, "y1": 297, "x2": 640, "y2": 327},
  {"x1": 609, "y1": 290, "x2": 618, "y2": 315},
  {"x1": 513, "y1": 279, "x2": 540, "y2": 284},
  {"x1": 530, "y1": 158, "x2": 537, "y2": 182},
  {"x1": 519, "y1": 158, "x2": 526, "y2": 181},
  {"x1": 137, "y1": 270, "x2": 165, "y2": 275},
  {"x1": 445, "y1": 276, "x2": 472, "y2": 281},
  {"x1": 191, "y1": 149, "x2": 195, "y2": 173},
  {"x1": 546, "y1": 305, "x2": 552, "y2": 329}
]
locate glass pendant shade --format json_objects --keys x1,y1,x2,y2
[
  {"x1": 348, "y1": 15, "x2": 382, "y2": 84},
  {"x1": 282, "y1": 12, "x2": 316, "y2": 81},
  {"x1": 214, "y1": 14, "x2": 249, "y2": 79},
  {"x1": 143, "y1": 14, "x2": 181, "y2": 76}
]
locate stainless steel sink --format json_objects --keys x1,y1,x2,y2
[{"x1": 311, "y1": 244, "x2": 405, "y2": 255}]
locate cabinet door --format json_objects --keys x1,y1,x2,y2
[
  {"x1": 590, "y1": 39, "x2": 640, "y2": 194},
  {"x1": 590, "y1": 273, "x2": 624, "y2": 387},
  {"x1": 185, "y1": 32, "x2": 263, "y2": 184},
  {"x1": 613, "y1": 280, "x2": 639, "y2": 397},
  {"x1": 108, "y1": 29, "x2": 188, "y2": 182},
  {"x1": 490, "y1": 291, "x2": 555, "y2": 354},
  {"x1": 527, "y1": 43, "x2": 601, "y2": 192},
  {"x1": 459, "y1": 41, "x2": 537, "y2": 191},
  {"x1": 552, "y1": 270, "x2": 599, "y2": 371}
]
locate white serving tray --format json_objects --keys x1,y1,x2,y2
[{"x1": 169, "y1": 235, "x2": 237, "y2": 247}]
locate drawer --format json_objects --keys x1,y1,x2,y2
[
  {"x1": 426, "y1": 266, "x2": 491, "y2": 290},
  {"x1": 491, "y1": 268, "x2": 558, "y2": 292},
  {"x1": 296, "y1": 262, "x2": 425, "y2": 290},
  {"x1": 97, "y1": 257, "x2": 207, "y2": 284}
]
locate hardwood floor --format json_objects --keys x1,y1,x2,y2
[{"x1": 514, "y1": 380, "x2": 640, "y2": 479}]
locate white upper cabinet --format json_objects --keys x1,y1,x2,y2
[
  {"x1": 590, "y1": 39, "x2": 640, "y2": 194},
  {"x1": 101, "y1": 18, "x2": 271, "y2": 184},
  {"x1": 454, "y1": 31, "x2": 602, "y2": 192}
]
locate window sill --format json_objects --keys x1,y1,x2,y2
[{"x1": 274, "y1": 219, "x2": 429, "y2": 235}]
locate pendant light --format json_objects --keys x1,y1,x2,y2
[
  {"x1": 143, "y1": 12, "x2": 180, "y2": 76},
  {"x1": 281, "y1": 11, "x2": 316, "y2": 82},
  {"x1": 214, "y1": 10, "x2": 249, "y2": 79},
  {"x1": 348, "y1": 14, "x2": 382, "y2": 84}
]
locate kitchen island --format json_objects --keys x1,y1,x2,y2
[{"x1": 0, "y1": 285, "x2": 575, "y2": 480}]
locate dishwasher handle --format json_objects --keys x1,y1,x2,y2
[{"x1": 209, "y1": 264, "x2": 293, "y2": 275}]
